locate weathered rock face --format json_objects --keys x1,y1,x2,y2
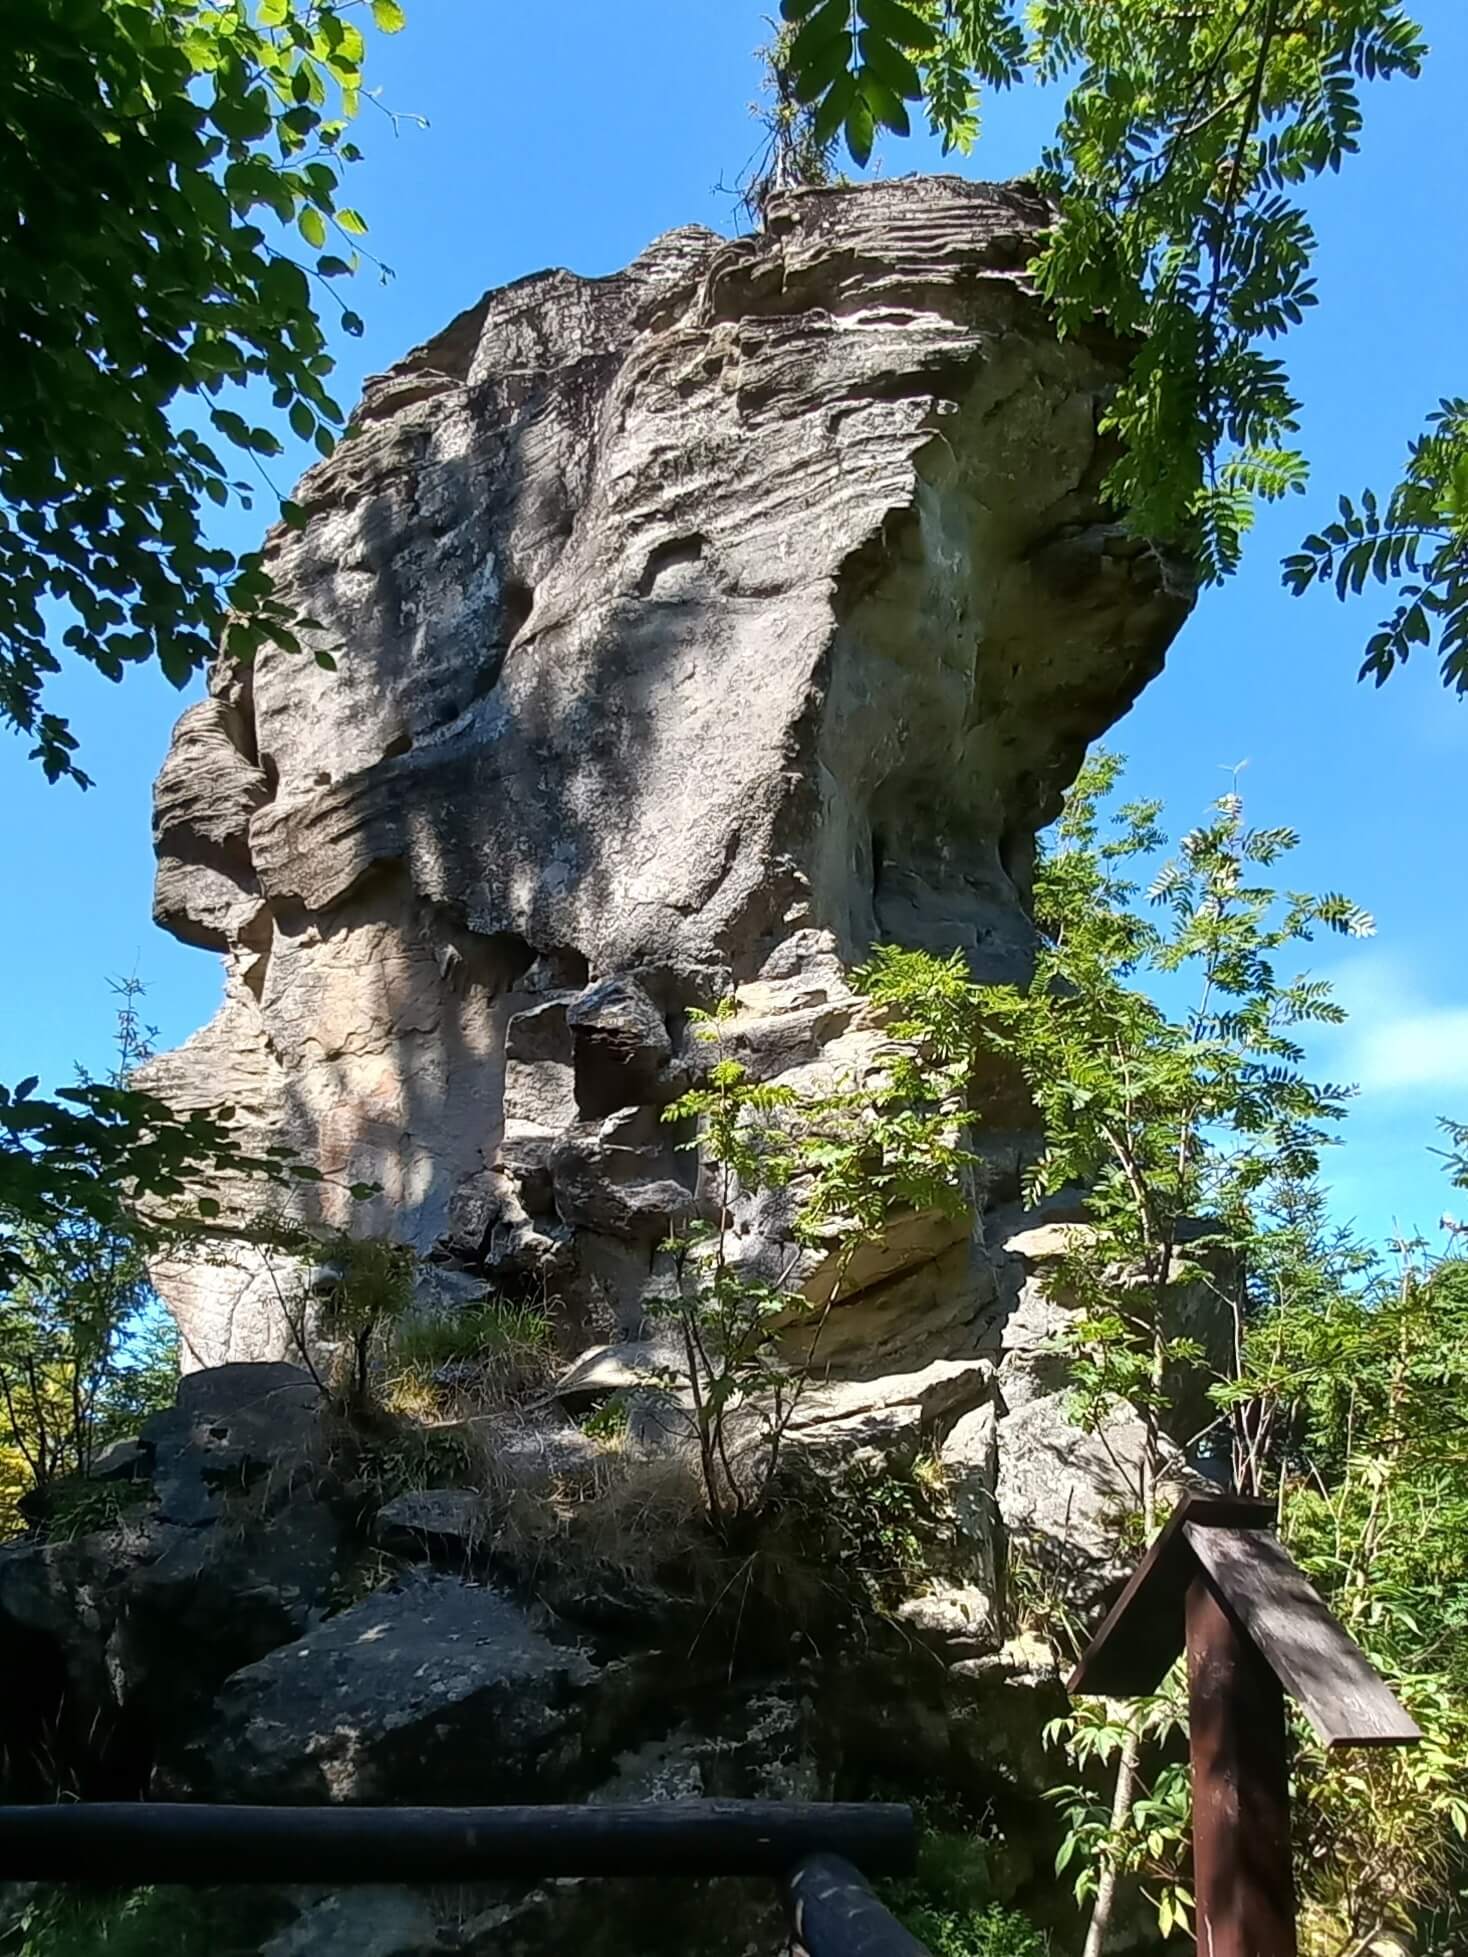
[
  {"x1": 94, "y1": 188, "x2": 1207, "y2": 1953},
  {"x1": 143, "y1": 175, "x2": 1189, "y2": 1375}
]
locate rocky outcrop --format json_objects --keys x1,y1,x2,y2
[
  {"x1": 142, "y1": 174, "x2": 1189, "y2": 1376},
  {"x1": 164, "y1": 1575, "x2": 598, "y2": 1804},
  {"x1": 0, "y1": 1361, "x2": 1066, "y2": 1949},
  {"x1": 0, "y1": 1365, "x2": 351, "y2": 1798},
  {"x1": 95, "y1": 179, "x2": 1208, "y2": 1954}
]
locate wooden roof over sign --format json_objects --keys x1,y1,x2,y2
[{"x1": 1068, "y1": 1492, "x2": 1421, "y2": 1749}]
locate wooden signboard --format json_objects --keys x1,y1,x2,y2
[{"x1": 1069, "y1": 1493, "x2": 1419, "y2": 1957}]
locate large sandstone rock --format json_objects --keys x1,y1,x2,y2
[
  {"x1": 0, "y1": 1364, "x2": 350, "y2": 1797},
  {"x1": 164, "y1": 1575, "x2": 597, "y2": 1803},
  {"x1": 142, "y1": 175, "x2": 1189, "y2": 1371}
]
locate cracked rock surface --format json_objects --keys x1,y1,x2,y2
[{"x1": 143, "y1": 176, "x2": 1189, "y2": 1380}]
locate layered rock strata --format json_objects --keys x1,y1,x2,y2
[{"x1": 145, "y1": 176, "x2": 1189, "y2": 1402}]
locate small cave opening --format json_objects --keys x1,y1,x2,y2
[
  {"x1": 870, "y1": 827, "x2": 888, "y2": 901},
  {"x1": 531, "y1": 944, "x2": 590, "y2": 992},
  {"x1": 637, "y1": 534, "x2": 705, "y2": 598},
  {"x1": 500, "y1": 578, "x2": 534, "y2": 644},
  {"x1": 0, "y1": 1619, "x2": 152, "y2": 1801},
  {"x1": 446, "y1": 927, "x2": 537, "y2": 999}
]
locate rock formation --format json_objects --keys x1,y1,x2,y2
[
  {"x1": 143, "y1": 175, "x2": 1188, "y2": 1376},
  {"x1": 0, "y1": 176, "x2": 1209, "y2": 1953}
]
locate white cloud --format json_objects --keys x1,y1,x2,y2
[
  {"x1": 1324, "y1": 954, "x2": 1468, "y2": 1097},
  {"x1": 1348, "y1": 1006, "x2": 1468, "y2": 1093}
]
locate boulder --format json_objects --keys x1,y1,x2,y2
[
  {"x1": 168, "y1": 1576, "x2": 597, "y2": 1803},
  {"x1": 549, "y1": 1337, "x2": 681, "y2": 1413},
  {"x1": 373, "y1": 1489, "x2": 490, "y2": 1559},
  {"x1": 263, "y1": 1891, "x2": 442, "y2": 1957},
  {"x1": 0, "y1": 1364, "x2": 349, "y2": 1798},
  {"x1": 787, "y1": 1357, "x2": 995, "y2": 1464},
  {"x1": 142, "y1": 1362, "x2": 322, "y2": 1528},
  {"x1": 549, "y1": 1133, "x2": 694, "y2": 1243}
]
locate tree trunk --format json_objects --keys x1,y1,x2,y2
[{"x1": 1082, "y1": 1726, "x2": 1143, "y2": 1957}]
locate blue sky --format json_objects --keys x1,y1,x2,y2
[{"x1": 2, "y1": 0, "x2": 1464, "y2": 1251}]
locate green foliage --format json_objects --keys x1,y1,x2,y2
[
  {"x1": 313, "y1": 1234, "x2": 415, "y2": 1408},
  {"x1": 581, "y1": 1395, "x2": 631, "y2": 1443},
  {"x1": 2, "y1": 0, "x2": 405, "y2": 782},
  {"x1": 976, "y1": 751, "x2": 1369, "y2": 1526},
  {"x1": 1229, "y1": 1251, "x2": 1468, "y2": 1952},
  {"x1": 657, "y1": 983, "x2": 978, "y2": 1534},
  {"x1": 1044, "y1": 1690, "x2": 1194, "y2": 1941},
  {"x1": 0, "y1": 1074, "x2": 312, "y2": 1295},
  {"x1": 776, "y1": 4, "x2": 1468, "y2": 694},
  {"x1": 882, "y1": 1816, "x2": 1049, "y2": 1957},
  {"x1": 1441, "y1": 1117, "x2": 1468, "y2": 1191},
  {"x1": 3, "y1": 1884, "x2": 287, "y2": 1957},
  {"x1": 1, "y1": 982, "x2": 182, "y2": 1530},
  {"x1": 739, "y1": 24, "x2": 842, "y2": 219},
  {"x1": 1285, "y1": 399, "x2": 1468, "y2": 693},
  {"x1": 391, "y1": 1294, "x2": 551, "y2": 1374},
  {"x1": 988, "y1": 753, "x2": 1464, "y2": 1954},
  {"x1": 823, "y1": 1452, "x2": 948, "y2": 1608},
  {"x1": 894, "y1": 1902, "x2": 1050, "y2": 1957},
  {"x1": 968, "y1": 752, "x2": 1389, "y2": 1950}
]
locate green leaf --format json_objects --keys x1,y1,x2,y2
[
  {"x1": 858, "y1": 27, "x2": 921, "y2": 101},
  {"x1": 844, "y1": 90, "x2": 875, "y2": 167},
  {"x1": 371, "y1": 0, "x2": 407, "y2": 30},
  {"x1": 794, "y1": 31, "x2": 854, "y2": 106},
  {"x1": 790, "y1": 0, "x2": 851, "y2": 74},
  {"x1": 812, "y1": 71, "x2": 858, "y2": 148},
  {"x1": 280, "y1": 498, "x2": 310, "y2": 529},
  {"x1": 298, "y1": 206, "x2": 327, "y2": 249},
  {"x1": 335, "y1": 207, "x2": 369, "y2": 236},
  {"x1": 289, "y1": 400, "x2": 315, "y2": 442},
  {"x1": 314, "y1": 648, "x2": 338, "y2": 670},
  {"x1": 853, "y1": 0, "x2": 938, "y2": 53},
  {"x1": 860, "y1": 68, "x2": 910, "y2": 136}
]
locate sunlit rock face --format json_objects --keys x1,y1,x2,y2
[{"x1": 143, "y1": 175, "x2": 1190, "y2": 1377}]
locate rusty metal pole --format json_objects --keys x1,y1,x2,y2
[{"x1": 1186, "y1": 1573, "x2": 1298, "y2": 1957}]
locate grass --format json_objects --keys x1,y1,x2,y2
[
  {"x1": 880, "y1": 1812, "x2": 1051, "y2": 1957},
  {"x1": 384, "y1": 1295, "x2": 555, "y2": 1420},
  {"x1": 2, "y1": 1887, "x2": 290, "y2": 1957}
]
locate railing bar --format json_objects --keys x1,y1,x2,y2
[
  {"x1": 783, "y1": 1853, "x2": 934, "y2": 1957},
  {"x1": 0, "y1": 1800, "x2": 917, "y2": 1886}
]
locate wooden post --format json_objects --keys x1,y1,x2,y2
[
  {"x1": 1186, "y1": 1572, "x2": 1297, "y2": 1957},
  {"x1": 1070, "y1": 1498, "x2": 1417, "y2": 1957}
]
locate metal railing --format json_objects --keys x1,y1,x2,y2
[{"x1": 0, "y1": 1800, "x2": 932, "y2": 1957}]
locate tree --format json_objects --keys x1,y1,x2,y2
[
  {"x1": 961, "y1": 754, "x2": 1371, "y2": 1953},
  {"x1": 776, "y1": 1, "x2": 1468, "y2": 694},
  {"x1": 656, "y1": 991, "x2": 977, "y2": 1538},
  {"x1": 942, "y1": 753, "x2": 1465, "y2": 1953},
  {"x1": 0, "y1": 981, "x2": 178, "y2": 1530},
  {"x1": 1228, "y1": 1237, "x2": 1468, "y2": 1955},
  {"x1": 1, "y1": 0, "x2": 407, "y2": 1281},
  {"x1": 2, "y1": 0, "x2": 406, "y2": 786}
]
